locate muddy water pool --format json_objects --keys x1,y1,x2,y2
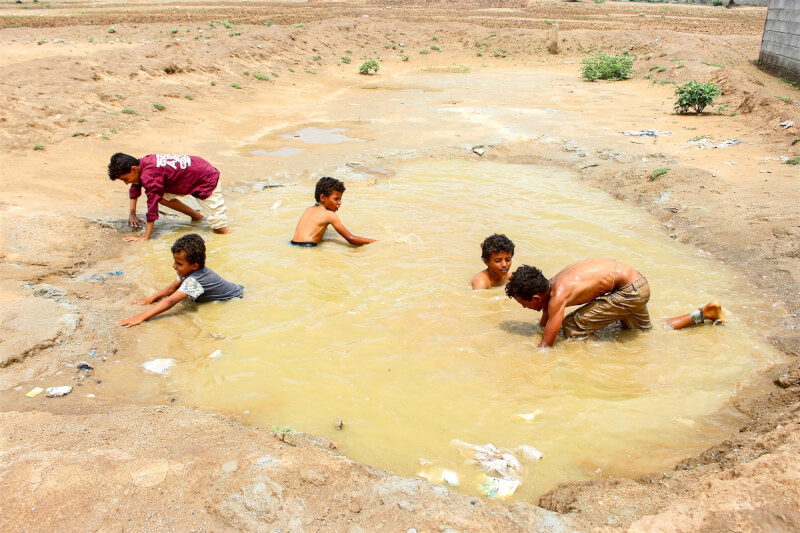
[{"x1": 120, "y1": 160, "x2": 780, "y2": 500}]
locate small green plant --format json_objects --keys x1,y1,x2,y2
[
  {"x1": 243, "y1": 71, "x2": 250, "y2": 76},
  {"x1": 492, "y1": 49, "x2": 508, "y2": 58},
  {"x1": 305, "y1": 69, "x2": 316, "y2": 75},
  {"x1": 701, "y1": 61, "x2": 724, "y2": 68},
  {"x1": 33, "y1": 144, "x2": 45, "y2": 150},
  {"x1": 431, "y1": 45, "x2": 441, "y2": 52},
  {"x1": 659, "y1": 53, "x2": 668, "y2": 57},
  {"x1": 359, "y1": 59, "x2": 380, "y2": 75},
  {"x1": 341, "y1": 56, "x2": 351, "y2": 64},
  {"x1": 288, "y1": 68, "x2": 295, "y2": 72},
  {"x1": 345, "y1": 49, "x2": 352, "y2": 54},
  {"x1": 115, "y1": 94, "x2": 124, "y2": 99},
  {"x1": 776, "y1": 96, "x2": 793, "y2": 104},
  {"x1": 787, "y1": 157, "x2": 800, "y2": 166},
  {"x1": 153, "y1": 103, "x2": 165, "y2": 111},
  {"x1": 171, "y1": 28, "x2": 178, "y2": 34},
  {"x1": 312, "y1": 55, "x2": 322, "y2": 62},
  {"x1": 581, "y1": 52, "x2": 634, "y2": 81},
  {"x1": 108, "y1": 27, "x2": 116, "y2": 34},
  {"x1": 657, "y1": 67, "x2": 666, "y2": 73},
  {"x1": 121, "y1": 108, "x2": 137, "y2": 114},
  {"x1": 110, "y1": 128, "x2": 117, "y2": 134},
  {"x1": 252, "y1": 73, "x2": 272, "y2": 81},
  {"x1": 712, "y1": 0, "x2": 723, "y2": 6},
  {"x1": 669, "y1": 58, "x2": 686, "y2": 62},
  {"x1": 184, "y1": 94, "x2": 194, "y2": 100},
  {"x1": 544, "y1": 20, "x2": 553, "y2": 25},
  {"x1": 273, "y1": 425, "x2": 294, "y2": 441},
  {"x1": 231, "y1": 83, "x2": 242, "y2": 89},
  {"x1": 401, "y1": 55, "x2": 409, "y2": 62},
  {"x1": 210, "y1": 81, "x2": 217, "y2": 86},
  {"x1": 72, "y1": 131, "x2": 86, "y2": 137},
  {"x1": 650, "y1": 167, "x2": 669, "y2": 181},
  {"x1": 221, "y1": 20, "x2": 232, "y2": 29},
  {"x1": 432, "y1": 35, "x2": 439, "y2": 41},
  {"x1": 77, "y1": 117, "x2": 86, "y2": 123},
  {"x1": 792, "y1": 138, "x2": 800, "y2": 146},
  {"x1": 593, "y1": 0, "x2": 606, "y2": 3},
  {"x1": 419, "y1": 50, "x2": 430, "y2": 55},
  {"x1": 271, "y1": 72, "x2": 279, "y2": 78},
  {"x1": 674, "y1": 81, "x2": 721, "y2": 114}
]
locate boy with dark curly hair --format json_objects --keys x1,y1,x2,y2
[
  {"x1": 506, "y1": 259, "x2": 724, "y2": 347},
  {"x1": 117, "y1": 233, "x2": 243, "y2": 327},
  {"x1": 291, "y1": 176, "x2": 375, "y2": 247},
  {"x1": 108, "y1": 153, "x2": 231, "y2": 241},
  {"x1": 471, "y1": 233, "x2": 515, "y2": 290}
]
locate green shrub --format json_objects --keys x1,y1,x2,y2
[
  {"x1": 787, "y1": 157, "x2": 799, "y2": 166},
  {"x1": 359, "y1": 59, "x2": 379, "y2": 75},
  {"x1": 674, "y1": 81, "x2": 721, "y2": 114},
  {"x1": 581, "y1": 52, "x2": 633, "y2": 81},
  {"x1": 33, "y1": 144, "x2": 45, "y2": 150},
  {"x1": 341, "y1": 56, "x2": 351, "y2": 64},
  {"x1": 121, "y1": 108, "x2": 137, "y2": 114},
  {"x1": 152, "y1": 103, "x2": 165, "y2": 111}
]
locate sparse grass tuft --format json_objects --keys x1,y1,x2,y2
[
  {"x1": 787, "y1": 157, "x2": 800, "y2": 166},
  {"x1": 341, "y1": 56, "x2": 351, "y2": 64},
  {"x1": 650, "y1": 167, "x2": 669, "y2": 180},
  {"x1": 252, "y1": 73, "x2": 272, "y2": 81},
  {"x1": 184, "y1": 94, "x2": 194, "y2": 100},
  {"x1": 776, "y1": 96, "x2": 794, "y2": 104},
  {"x1": 231, "y1": 83, "x2": 242, "y2": 89},
  {"x1": 121, "y1": 108, "x2": 137, "y2": 114},
  {"x1": 33, "y1": 144, "x2": 45, "y2": 150},
  {"x1": 153, "y1": 103, "x2": 165, "y2": 110}
]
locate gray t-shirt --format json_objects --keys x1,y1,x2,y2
[{"x1": 178, "y1": 267, "x2": 243, "y2": 303}]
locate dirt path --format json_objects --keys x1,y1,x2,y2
[{"x1": 1, "y1": 1, "x2": 799, "y2": 531}]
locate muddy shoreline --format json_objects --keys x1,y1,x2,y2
[{"x1": 2, "y1": 1, "x2": 799, "y2": 531}]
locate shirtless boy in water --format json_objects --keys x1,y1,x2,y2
[
  {"x1": 505, "y1": 258, "x2": 724, "y2": 348},
  {"x1": 291, "y1": 177, "x2": 375, "y2": 247},
  {"x1": 470, "y1": 234, "x2": 514, "y2": 290}
]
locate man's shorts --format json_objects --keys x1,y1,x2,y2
[
  {"x1": 561, "y1": 276, "x2": 652, "y2": 339},
  {"x1": 163, "y1": 180, "x2": 227, "y2": 229}
]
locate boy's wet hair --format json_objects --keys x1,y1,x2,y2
[
  {"x1": 107, "y1": 153, "x2": 140, "y2": 180},
  {"x1": 481, "y1": 234, "x2": 515, "y2": 261},
  {"x1": 315, "y1": 176, "x2": 346, "y2": 203},
  {"x1": 505, "y1": 265, "x2": 549, "y2": 301},
  {"x1": 171, "y1": 233, "x2": 206, "y2": 269}
]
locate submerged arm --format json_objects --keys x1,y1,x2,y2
[
  {"x1": 538, "y1": 300, "x2": 565, "y2": 348},
  {"x1": 330, "y1": 215, "x2": 376, "y2": 246}
]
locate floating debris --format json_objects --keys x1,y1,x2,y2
[
  {"x1": 515, "y1": 410, "x2": 542, "y2": 421},
  {"x1": 478, "y1": 475, "x2": 520, "y2": 499},
  {"x1": 26, "y1": 387, "x2": 44, "y2": 398},
  {"x1": 208, "y1": 349, "x2": 223, "y2": 359}
]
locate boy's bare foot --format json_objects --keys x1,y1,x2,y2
[
  {"x1": 213, "y1": 227, "x2": 231, "y2": 234},
  {"x1": 702, "y1": 301, "x2": 726, "y2": 324}
]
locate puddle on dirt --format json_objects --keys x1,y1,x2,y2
[
  {"x1": 280, "y1": 127, "x2": 366, "y2": 144},
  {"x1": 249, "y1": 147, "x2": 306, "y2": 157},
  {"x1": 117, "y1": 160, "x2": 781, "y2": 501}
]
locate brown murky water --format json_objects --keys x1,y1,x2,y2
[{"x1": 118, "y1": 160, "x2": 780, "y2": 500}]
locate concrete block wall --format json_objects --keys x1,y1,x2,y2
[{"x1": 759, "y1": 0, "x2": 800, "y2": 81}]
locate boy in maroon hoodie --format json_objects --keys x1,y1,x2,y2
[{"x1": 108, "y1": 153, "x2": 231, "y2": 241}]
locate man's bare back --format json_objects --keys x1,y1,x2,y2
[{"x1": 549, "y1": 258, "x2": 642, "y2": 309}]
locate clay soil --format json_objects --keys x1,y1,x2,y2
[{"x1": 1, "y1": 1, "x2": 799, "y2": 531}]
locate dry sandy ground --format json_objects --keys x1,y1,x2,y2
[{"x1": 1, "y1": 1, "x2": 799, "y2": 531}]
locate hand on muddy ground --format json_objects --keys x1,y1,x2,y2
[{"x1": 127, "y1": 214, "x2": 144, "y2": 227}]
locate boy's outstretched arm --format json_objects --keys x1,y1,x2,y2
[
  {"x1": 118, "y1": 288, "x2": 188, "y2": 327},
  {"x1": 130, "y1": 280, "x2": 180, "y2": 305},
  {"x1": 128, "y1": 198, "x2": 144, "y2": 228},
  {"x1": 330, "y1": 215, "x2": 376, "y2": 246}
]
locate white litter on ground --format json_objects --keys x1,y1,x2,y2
[
  {"x1": 45, "y1": 386, "x2": 73, "y2": 398},
  {"x1": 141, "y1": 358, "x2": 175, "y2": 375}
]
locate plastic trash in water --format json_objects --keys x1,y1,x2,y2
[
  {"x1": 516, "y1": 409, "x2": 542, "y2": 421},
  {"x1": 208, "y1": 349, "x2": 223, "y2": 359},
  {"x1": 26, "y1": 387, "x2": 44, "y2": 398},
  {"x1": 478, "y1": 475, "x2": 520, "y2": 499},
  {"x1": 417, "y1": 466, "x2": 460, "y2": 487},
  {"x1": 451, "y1": 439, "x2": 521, "y2": 479},
  {"x1": 45, "y1": 386, "x2": 73, "y2": 398},
  {"x1": 141, "y1": 358, "x2": 175, "y2": 375},
  {"x1": 516, "y1": 444, "x2": 544, "y2": 462}
]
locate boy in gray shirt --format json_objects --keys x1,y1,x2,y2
[{"x1": 118, "y1": 233, "x2": 243, "y2": 327}]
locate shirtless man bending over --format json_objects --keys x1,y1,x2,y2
[{"x1": 505, "y1": 258, "x2": 724, "y2": 348}]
